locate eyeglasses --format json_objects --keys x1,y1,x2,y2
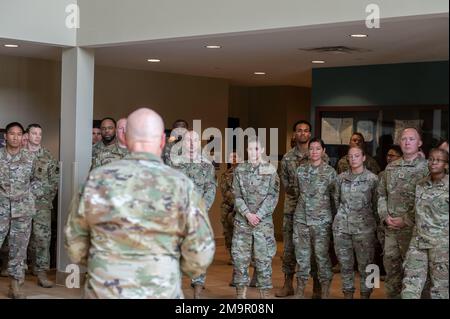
[{"x1": 428, "y1": 158, "x2": 448, "y2": 164}]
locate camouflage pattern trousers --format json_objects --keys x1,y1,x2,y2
[
  {"x1": 28, "y1": 208, "x2": 52, "y2": 272},
  {"x1": 281, "y1": 212, "x2": 297, "y2": 275},
  {"x1": 191, "y1": 273, "x2": 206, "y2": 287},
  {"x1": 383, "y1": 228, "x2": 413, "y2": 299},
  {"x1": 333, "y1": 231, "x2": 376, "y2": 293},
  {"x1": 0, "y1": 215, "x2": 32, "y2": 281},
  {"x1": 293, "y1": 223, "x2": 333, "y2": 284},
  {"x1": 231, "y1": 221, "x2": 276, "y2": 289},
  {"x1": 220, "y1": 208, "x2": 235, "y2": 253},
  {"x1": 402, "y1": 239, "x2": 449, "y2": 299}
]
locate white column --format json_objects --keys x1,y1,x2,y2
[{"x1": 56, "y1": 47, "x2": 95, "y2": 285}]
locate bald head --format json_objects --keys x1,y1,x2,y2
[{"x1": 126, "y1": 108, "x2": 165, "y2": 155}]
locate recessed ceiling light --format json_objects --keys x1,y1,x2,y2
[
  {"x1": 254, "y1": 72, "x2": 266, "y2": 75},
  {"x1": 312, "y1": 60, "x2": 325, "y2": 64},
  {"x1": 4, "y1": 44, "x2": 19, "y2": 48},
  {"x1": 147, "y1": 58, "x2": 160, "y2": 63},
  {"x1": 350, "y1": 34, "x2": 368, "y2": 38},
  {"x1": 205, "y1": 45, "x2": 221, "y2": 49}
]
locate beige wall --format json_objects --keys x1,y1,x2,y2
[
  {"x1": 93, "y1": 65, "x2": 230, "y2": 238},
  {"x1": 0, "y1": 54, "x2": 312, "y2": 241},
  {"x1": 0, "y1": 56, "x2": 231, "y2": 239},
  {"x1": 0, "y1": 55, "x2": 61, "y2": 157}
]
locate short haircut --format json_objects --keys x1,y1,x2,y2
[
  {"x1": 292, "y1": 120, "x2": 312, "y2": 132},
  {"x1": 437, "y1": 138, "x2": 449, "y2": 148},
  {"x1": 429, "y1": 148, "x2": 449, "y2": 162},
  {"x1": 93, "y1": 120, "x2": 101, "y2": 129},
  {"x1": 388, "y1": 144, "x2": 403, "y2": 157},
  {"x1": 308, "y1": 137, "x2": 325, "y2": 149},
  {"x1": 173, "y1": 119, "x2": 189, "y2": 129},
  {"x1": 100, "y1": 117, "x2": 117, "y2": 127},
  {"x1": 401, "y1": 127, "x2": 422, "y2": 141},
  {"x1": 5, "y1": 122, "x2": 24, "y2": 133},
  {"x1": 26, "y1": 123, "x2": 42, "y2": 133},
  {"x1": 247, "y1": 136, "x2": 263, "y2": 147},
  {"x1": 348, "y1": 145, "x2": 366, "y2": 156},
  {"x1": 351, "y1": 132, "x2": 365, "y2": 143}
]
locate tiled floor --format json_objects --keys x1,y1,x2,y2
[{"x1": 0, "y1": 242, "x2": 385, "y2": 299}]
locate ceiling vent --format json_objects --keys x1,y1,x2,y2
[{"x1": 298, "y1": 46, "x2": 371, "y2": 54}]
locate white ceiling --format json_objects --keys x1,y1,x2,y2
[{"x1": 0, "y1": 14, "x2": 448, "y2": 87}]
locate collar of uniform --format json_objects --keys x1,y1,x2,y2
[
  {"x1": 343, "y1": 167, "x2": 368, "y2": 181},
  {"x1": 424, "y1": 174, "x2": 449, "y2": 188},
  {"x1": 401, "y1": 155, "x2": 424, "y2": 165},
  {"x1": 125, "y1": 152, "x2": 162, "y2": 163},
  {"x1": 100, "y1": 138, "x2": 119, "y2": 149},
  {"x1": 293, "y1": 146, "x2": 308, "y2": 158},
  {"x1": 1, "y1": 147, "x2": 26, "y2": 162},
  {"x1": 31, "y1": 146, "x2": 44, "y2": 156}
]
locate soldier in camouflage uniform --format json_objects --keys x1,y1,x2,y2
[
  {"x1": 25, "y1": 124, "x2": 59, "y2": 288},
  {"x1": 232, "y1": 137, "x2": 280, "y2": 299},
  {"x1": 169, "y1": 130, "x2": 216, "y2": 298},
  {"x1": 221, "y1": 151, "x2": 258, "y2": 287},
  {"x1": 402, "y1": 148, "x2": 449, "y2": 299},
  {"x1": 377, "y1": 145, "x2": 403, "y2": 269},
  {"x1": 293, "y1": 138, "x2": 336, "y2": 299},
  {"x1": 333, "y1": 146, "x2": 379, "y2": 299},
  {"x1": 65, "y1": 108, "x2": 215, "y2": 299},
  {"x1": 0, "y1": 122, "x2": 42, "y2": 299},
  {"x1": 91, "y1": 117, "x2": 128, "y2": 170},
  {"x1": 277, "y1": 120, "x2": 324, "y2": 298},
  {"x1": 378, "y1": 128, "x2": 429, "y2": 299},
  {"x1": 220, "y1": 152, "x2": 239, "y2": 261},
  {"x1": 337, "y1": 132, "x2": 381, "y2": 175},
  {"x1": 162, "y1": 119, "x2": 188, "y2": 166}
]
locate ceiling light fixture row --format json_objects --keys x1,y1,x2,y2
[{"x1": 146, "y1": 33, "x2": 367, "y2": 66}]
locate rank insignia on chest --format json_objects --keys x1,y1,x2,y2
[{"x1": 259, "y1": 165, "x2": 276, "y2": 175}]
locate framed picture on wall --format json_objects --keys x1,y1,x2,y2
[
  {"x1": 0, "y1": 128, "x2": 5, "y2": 148},
  {"x1": 316, "y1": 104, "x2": 449, "y2": 170}
]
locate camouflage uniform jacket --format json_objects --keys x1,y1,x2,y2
[
  {"x1": 337, "y1": 154, "x2": 381, "y2": 175},
  {"x1": 64, "y1": 152, "x2": 215, "y2": 299},
  {"x1": 33, "y1": 147, "x2": 59, "y2": 210},
  {"x1": 333, "y1": 168, "x2": 379, "y2": 234},
  {"x1": 171, "y1": 155, "x2": 216, "y2": 212},
  {"x1": 280, "y1": 146, "x2": 330, "y2": 198},
  {"x1": 91, "y1": 139, "x2": 128, "y2": 171},
  {"x1": 280, "y1": 147, "x2": 309, "y2": 198},
  {"x1": 232, "y1": 162, "x2": 280, "y2": 224},
  {"x1": 378, "y1": 156, "x2": 429, "y2": 227},
  {"x1": 220, "y1": 166, "x2": 236, "y2": 211},
  {"x1": 0, "y1": 148, "x2": 42, "y2": 218},
  {"x1": 162, "y1": 135, "x2": 184, "y2": 166},
  {"x1": 295, "y1": 162, "x2": 337, "y2": 226},
  {"x1": 412, "y1": 174, "x2": 449, "y2": 249}
]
